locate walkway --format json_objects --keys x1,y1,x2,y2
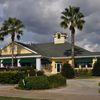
[{"x1": 0, "y1": 79, "x2": 100, "y2": 100}]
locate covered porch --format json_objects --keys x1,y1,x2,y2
[{"x1": 0, "y1": 56, "x2": 42, "y2": 70}]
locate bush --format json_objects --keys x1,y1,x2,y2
[
  {"x1": 92, "y1": 61, "x2": 100, "y2": 76},
  {"x1": 75, "y1": 69, "x2": 92, "y2": 77},
  {"x1": 48, "y1": 74, "x2": 66, "y2": 88},
  {"x1": 18, "y1": 76, "x2": 50, "y2": 90},
  {"x1": 61, "y1": 63, "x2": 75, "y2": 78},
  {"x1": 28, "y1": 69, "x2": 36, "y2": 76},
  {"x1": 0, "y1": 71, "x2": 25, "y2": 84},
  {"x1": 15, "y1": 67, "x2": 36, "y2": 76},
  {"x1": 37, "y1": 70, "x2": 44, "y2": 76},
  {"x1": 18, "y1": 74, "x2": 66, "y2": 90}
]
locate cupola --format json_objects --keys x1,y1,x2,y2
[{"x1": 53, "y1": 32, "x2": 67, "y2": 44}]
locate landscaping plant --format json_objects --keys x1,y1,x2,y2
[
  {"x1": 92, "y1": 60, "x2": 100, "y2": 76},
  {"x1": 61, "y1": 63, "x2": 75, "y2": 78}
]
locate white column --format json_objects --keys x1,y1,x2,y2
[
  {"x1": 85, "y1": 64, "x2": 88, "y2": 69},
  {"x1": 17, "y1": 59, "x2": 21, "y2": 67},
  {"x1": 79, "y1": 64, "x2": 81, "y2": 69},
  {"x1": 0, "y1": 60, "x2": 4, "y2": 68},
  {"x1": 36, "y1": 58, "x2": 41, "y2": 70}
]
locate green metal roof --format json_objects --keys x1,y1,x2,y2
[{"x1": 14, "y1": 42, "x2": 100, "y2": 58}]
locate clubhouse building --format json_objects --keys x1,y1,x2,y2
[{"x1": 0, "y1": 32, "x2": 100, "y2": 74}]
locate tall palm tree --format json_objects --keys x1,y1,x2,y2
[
  {"x1": 0, "y1": 17, "x2": 24, "y2": 68},
  {"x1": 60, "y1": 6, "x2": 85, "y2": 68}
]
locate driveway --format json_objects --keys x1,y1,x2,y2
[{"x1": 0, "y1": 78, "x2": 100, "y2": 100}]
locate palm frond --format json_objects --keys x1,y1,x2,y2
[
  {"x1": 60, "y1": 21, "x2": 68, "y2": 29},
  {"x1": 17, "y1": 34, "x2": 21, "y2": 40},
  {"x1": 0, "y1": 17, "x2": 24, "y2": 41}
]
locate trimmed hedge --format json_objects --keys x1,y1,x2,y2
[
  {"x1": 48, "y1": 74, "x2": 66, "y2": 88},
  {"x1": 0, "y1": 67, "x2": 45, "y2": 84},
  {"x1": 18, "y1": 76, "x2": 50, "y2": 90},
  {"x1": 0, "y1": 71, "x2": 25, "y2": 84},
  {"x1": 18, "y1": 74, "x2": 66, "y2": 90}
]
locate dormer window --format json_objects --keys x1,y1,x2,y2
[{"x1": 57, "y1": 34, "x2": 61, "y2": 39}]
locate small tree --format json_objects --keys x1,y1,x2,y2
[
  {"x1": 61, "y1": 63, "x2": 75, "y2": 78},
  {"x1": 92, "y1": 60, "x2": 100, "y2": 76}
]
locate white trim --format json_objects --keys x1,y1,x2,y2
[
  {"x1": 15, "y1": 42, "x2": 38, "y2": 54},
  {"x1": 51, "y1": 55, "x2": 100, "y2": 59},
  {"x1": 75, "y1": 55, "x2": 100, "y2": 58},
  {"x1": 17, "y1": 55, "x2": 42, "y2": 58},
  {"x1": 0, "y1": 55, "x2": 42, "y2": 59}
]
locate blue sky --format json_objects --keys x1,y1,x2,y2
[{"x1": 0, "y1": 0, "x2": 100, "y2": 52}]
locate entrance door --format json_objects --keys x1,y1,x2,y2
[{"x1": 56, "y1": 63, "x2": 62, "y2": 72}]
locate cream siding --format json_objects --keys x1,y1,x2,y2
[{"x1": 1, "y1": 43, "x2": 32, "y2": 55}]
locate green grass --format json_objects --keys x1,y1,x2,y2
[
  {"x1": 75, "y1": 76, "x2": 98, "y2": 79},
  {"x1": 0, "y1": 96, "x2": 46, "y2": 100}
]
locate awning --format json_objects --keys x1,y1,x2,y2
[
  {"x1": 2, "y1": 59, "x2": 17, "y2": 64},
  {"x1": 19, "y1": 58, "x2": 36, "y2": 63},
  {"x1": 75, "y1": 58, "x2": 92, "y2": 64}
]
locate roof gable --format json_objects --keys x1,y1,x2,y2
[{"x1": 1, "y1": 42, "x2": 38, "y2": 56}]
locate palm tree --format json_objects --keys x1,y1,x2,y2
[
  {"x1": 60, "y1": 6, "x2": 85, "y2": 68},
  {"x1": 0, "y1": 17, "x2": 24, "y2": 68}
]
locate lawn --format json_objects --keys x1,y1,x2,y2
[
  {"x1": 0, "y1": 96, "x2": 46, "y2": 100},
  {"x1": 75, "y1": 76, "x2": 95, "y2": 79}
]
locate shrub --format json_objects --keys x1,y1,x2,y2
[
  {"x1": 18, "y1": 76, "x2": 50, "y2": 90},
  {"x1": 37, "y1": 70, "x2": 44, "y2": 76},
  {"x1": 18, "y1": 74, "x2": 66, "y2": 90},
  {"x1": 75, "y1": 69, "x2": 92, "y2": 77},
  {"x1": 61, "y1": 63, "x2": 75, "y2": 78},
  {"x1": 92, "y1": 60, "x2": 100, "y2": 76},
  {"x1": 15, "y1": 67, "x2": 36, "y2": 76},
  {"x1": 28, "y1": 69, "x2": 36, "y2": 76},
  {"x1": 0, "y1": 71, "x2": 25, "y2": 84},
  {"x1": 48, "y1": 73, "x2": 66, "y2": 88}
]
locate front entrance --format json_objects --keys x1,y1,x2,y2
[{"x1": 56, "y1": 63, "x2": 62, "y2": 72}]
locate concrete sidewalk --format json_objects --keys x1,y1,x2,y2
[{"x1": 0, "y1": 79, "x2": 100, "y2": 100}]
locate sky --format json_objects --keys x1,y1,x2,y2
[{"x1": 0, "y1": 0, "x2": 100, "y2": 52}]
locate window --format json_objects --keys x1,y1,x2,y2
[{"x1": 57, "y1": 34, "x2": 61, "y2": 39}]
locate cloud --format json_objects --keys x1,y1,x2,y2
[
  {"x1": 0, "y1": 0, "x2": 100, "y2": 52},
  {"x1": 2, "y1": 0, "x2": 67, "y2": 34}
]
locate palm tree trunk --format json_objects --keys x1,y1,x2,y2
[
  {"x1": 71, "y1": 32, "x2": 75, "y2": 68},
  {"x1": 11, "y1": 34, "x2": 15, "y2": 68}
]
